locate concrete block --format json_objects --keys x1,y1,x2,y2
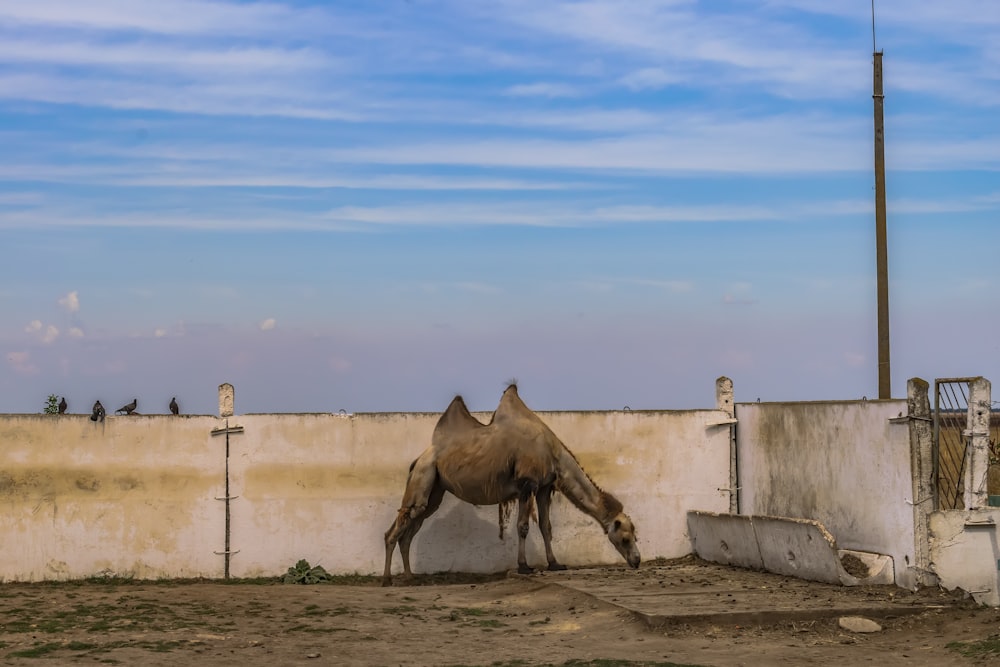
[
  {"x1": 752, "y1": 515, "x2": 844, "y2": 584},
  {"x1": 687, "y1": 511, "x2": 764, "y2": 570},
  {"x1": 929, "y1": 509, "x2": 1000, "y2": 607},
  {"x1": 752, "y1": 516, "x2": 895, "y2": 586}
]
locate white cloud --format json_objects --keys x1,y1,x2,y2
[
  {"x1": 259, "y1": 318, "x2": 277, "y2": 331},
  {"x1": 25, "y1": 320, "x2": 42, "y2": 333},
  {"x1": 504, "y1": 82, "x2": 582, "y2": 98},
  {"x1": 154, "y1": 328, "x2": 168, "y2": 338},
  {"x1": 0, "y1": 0, "x2": 339, "y2": 37},
  {"x1": 41, "y1": 325, "x2": 60, "y2": 344},
  {"x1": 58, "y1": 290, "x2": 80, "y2": 313},
  {"x1": 618, "y1": 67, "x2": 679, "y2": 91},
  {"x1": 68, "y1": 327, "x2": 85, "y2": 338},
  {"x1": 0, "y1": 39, "x2": 333, "y2": 74}
]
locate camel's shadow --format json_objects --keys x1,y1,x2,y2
[{"x1": 407, "y1": 494, "x2": 546, "y2": 575}]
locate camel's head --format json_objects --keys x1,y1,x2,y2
[{"x1": 607, "y1": 513, "x2": 640, "y2": 569}]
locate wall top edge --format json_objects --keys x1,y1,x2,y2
[{"x1": 736, "y1": 398, "x2": 908, "y2": 407}]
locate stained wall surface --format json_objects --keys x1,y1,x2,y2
[
  {"x1": 0, "y1": 408, "x2": 731, "y2": 581},
  {"x1": 735, "y1": 399, "x2": 917, "y2": 588}
]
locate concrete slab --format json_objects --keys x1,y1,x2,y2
[
  {"x1": 688, "y1": 511, "x2": 896, "y2": 587},
  {"x1": 687, "y1": 510, "x2": 763, "y2": 570},
  {"x1": 752, "y1": 515, "x2": 843, "y2": 584},
  {"x1": 535, "y1": 559, "x2": 941, "y2": 629}
]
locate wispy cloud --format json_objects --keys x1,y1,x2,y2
[
  {"x1": 618, "y1": 67, "x2": 681, "y2": 91},
  {"x1": 504, "y1": 82, "x2": 583, "y2": 98},
  {"x1": 0, "y1": 0, "x2": 341, "y2": 37},
  {"x1": 58, "y1": 291, "x2": 80, "y2": 313}
]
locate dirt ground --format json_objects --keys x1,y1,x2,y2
[{"x1": 1, "y1": 559, "x2": 999, "y2": 666}]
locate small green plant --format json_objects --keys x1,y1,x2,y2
[
  {"x1": 44, "y1": 394, "x2": 60, "y2": 414},
  {"x1": 282, "y1": 559, "x2": 334, "y2": 584}
]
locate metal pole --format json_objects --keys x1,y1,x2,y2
[
  {"x1": 873, "y1": 51, "x2": 891, "y2": 399},
  {"x1": 224, "y1": 420, "x2": 232, "y2": 579}
]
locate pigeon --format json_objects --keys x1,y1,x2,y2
[
  {"x1": 58, "y1": 397, "x2": 67, "y2": 414},
  {"x1": 90, "y1": 400, "x2": 106, "y2": 422},
  {"x1": 117, "y1": 398, "x2": 137, "y2": 415},
  {"x1": 169, "y1": 397, "x2": 179, "y2": 415}
]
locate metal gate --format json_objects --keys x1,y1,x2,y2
[{"x1": 934, "y1": 378, "x2": 973, "y2": 510}]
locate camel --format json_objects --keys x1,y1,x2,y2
[{"x1": 382, "y1": 384, "x2": 640, "y2": 586}]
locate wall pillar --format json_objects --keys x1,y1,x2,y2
[
  {"x1": 716, "y1": 376, "x2": 738, "y2": 514},
  {"x1": 906, "y1": 377, "x2": 936, "y2": 586},
  {"x1": 965, "y1": 377, "x2": 992, "y2": 509}
]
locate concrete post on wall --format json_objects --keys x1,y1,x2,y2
[
  {"x1": 905, "y1": 377, "x2": 936, "y2": 586},
  {"x1": 965, "y1": 377, "x2": 992, "y2": 510},
  {"x1": 219, "y1": 383, "x2": 235, "y2": 418},
  {"x1": 715, "y1": 376, "x2": 738, "y2": 514}
]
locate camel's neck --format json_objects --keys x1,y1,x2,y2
[{"x1": 555, "y1": 446, "x2": 623, "y2": 527}]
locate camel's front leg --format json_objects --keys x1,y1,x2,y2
[
  {"x1": 515, "y1": 480, "x2": 538, "y2": 574},
  {"x1": 398, "y1": 483, "x2": 445, "y2": 577},
  {"x1": 535, "y1": 486, "x2": 566, "y2": 571}
]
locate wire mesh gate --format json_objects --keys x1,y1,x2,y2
[{"x1": 934, "y1": 378, "x2": 973, "y2": 510}]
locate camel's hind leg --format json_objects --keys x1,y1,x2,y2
[
  {"x1": 535, "y1": 486, "x2": 566, "y2": 571},
  {"x1": 515, "y1": 480, "x2": 539, "y2": 574},
  {"x1": 382, "y1": 453, "x2": 439, "y2": 587}
]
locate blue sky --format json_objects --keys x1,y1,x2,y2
[{"x1": 2, "y1": 0, "x2": 998, "y2": 415}]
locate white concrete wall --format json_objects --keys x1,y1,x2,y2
[
  {"x1": 736, "y1": 399, "x2": 918, "y2": 588},
  {"x1": 929, "y1": 509, "x2": 1000, "y2": 606},
  {"x1": 0, "y1": 407, "x2": 731, "y2": 581},
  {"x1": 0, "y1": 414, "x2": 224, "y2": 581}
]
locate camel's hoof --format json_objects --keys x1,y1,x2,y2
[
  {"x1": 548, "y1": 562, "x2": 567, "y2": 572},
  {"x1": 517, "y1": 565, "x2": 535, "y2": 575},
  {"x1": 380, "y1": 578, "x2": 393, "y2": 588}
]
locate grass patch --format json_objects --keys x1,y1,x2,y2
[
  {"x1": 5, "y1": 639, "x2": 184, "y2": 660},
  {"x1": 382, "y1": 605, "x2": 418, "y2": 614},
  {"x1": 947, "y1": 636, "x2": 1000, "y2": 658},
  {"x1": 455, "y1": 607, "x2": 489, "y2": 616},
  {"x1": 8, "y1": 642, "x2": 64, "y2": 658},
  {"x1": 302, "y1": 605, "x2": 351, "y2": 617},
  {"x1": 139, "y1": 640, "x2": 183, "y2": 653}
]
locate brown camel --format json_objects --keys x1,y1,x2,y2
[{"x1": 382, "y1": 384, "x2": 640, "y2": 586}]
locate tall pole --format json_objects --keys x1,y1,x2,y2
[{"x1": 873, "y1": 50, "x2": 891, "y2": 399}]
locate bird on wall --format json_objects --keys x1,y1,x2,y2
[
  {"x1": 169, "y1": 397, "x2": 179, "y2": 415},
  {"x1": 117, "y1": 398, "x2": 137, "y2": 415},
  {"x1": 90, "y1": 400, "x2": 105, "y2": 422},
  {"x1": 58, "y1": 397, "x2": 67, "y2": 414}
]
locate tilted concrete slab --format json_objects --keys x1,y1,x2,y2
[
  {"x1": 753, "y1": 515, "x2": 847, "y2": 584},
  {"x1": 687, "y1": 510, "x2": 763, "y2": 570},
  {"x1": 687, "y1": 511, "x2": 895, "y2": 587}
]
